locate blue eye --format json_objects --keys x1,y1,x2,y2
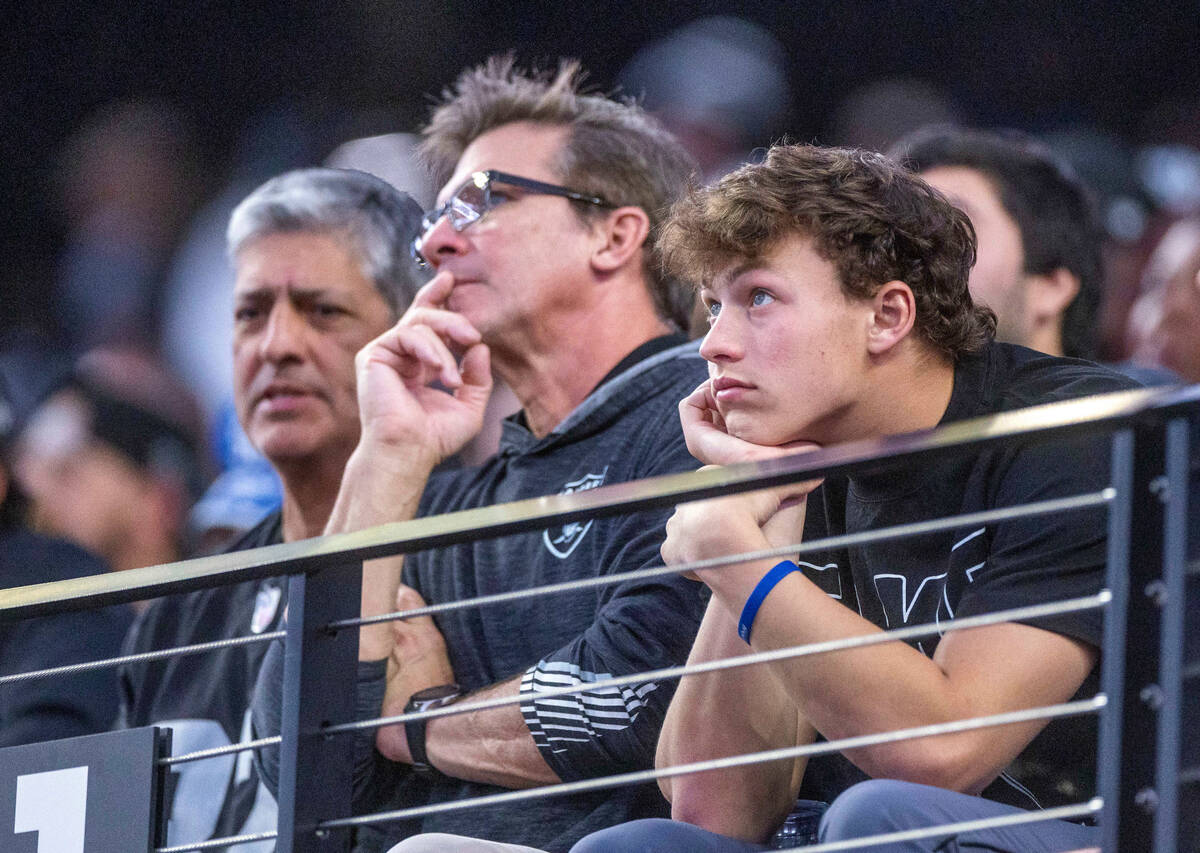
[
  {"x1": 705, "y1": 300, "x2": 721, "y2": 320},
  {"x1": 750, "y1": 290, "x2": 774, "y2": 307}
]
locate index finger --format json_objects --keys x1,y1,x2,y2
[
  {"x1": 411, "y1": 270, "x2": 455, "y2": 311},
  {"x1": 679, "y1": 380, "x2": 721, "y2": 430}
]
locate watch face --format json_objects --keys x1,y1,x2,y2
[{"x1": 412, "y1": 683, "x2": 461, "y2": 704}]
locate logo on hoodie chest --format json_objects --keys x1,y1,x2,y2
[{"x1": 543, "y1": 468, "x2": 609, "y2": 559}]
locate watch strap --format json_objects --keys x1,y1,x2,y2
[
  {"x1": 404, "y1": 684, "x2": 462, "y2": 773},
  {"x1": 405, "y1": 714, "x2": 433, "y2": 772}
]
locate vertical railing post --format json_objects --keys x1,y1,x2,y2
[
  {"x1": 275, "y1": 563, "x2": 363, "y2": 853},
  {"x1": 1153, "y1": 414, "x2": 1193, "y2": 852},
  {"x1": 1098, "y1": 418, "x2": 1170, "y2": 851}
]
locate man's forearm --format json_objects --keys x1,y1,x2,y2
[
  {"x1": 328, "y1": 444, "x2": 436, "y2": 661},
  {"x1": 657, "y1": 597, "x2": 808, "y2": 842},
  {"x1": 701, "y1": 561, "x2": 1094, "y2": 793},
  {"x1": 394, "y1": 674, "x2": 561, "y2": 789}
]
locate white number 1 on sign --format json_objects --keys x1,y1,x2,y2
[{"x1": 15, "y1": 766, "x2": 88, "y2": 852}]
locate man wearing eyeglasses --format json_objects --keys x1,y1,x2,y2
[{"x1": 253, "y1": 58, "x2": 708, "y2": 851}]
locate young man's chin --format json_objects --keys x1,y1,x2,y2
[{"x1": 723, "y1": 412, "x2": 799, "y2": 450}]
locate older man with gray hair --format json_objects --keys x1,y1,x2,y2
[{"x1": 119, "y1": 167, "x2": 427, "y2": 852}]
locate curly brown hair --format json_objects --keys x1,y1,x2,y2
[
  {"x1": 660, "y1": 144, "x2": 996, "y2": 359},
  {"x1": 420, "y1": 55, "x2": 697, "y2": 331}
]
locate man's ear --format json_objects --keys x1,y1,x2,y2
[
  {"x1": 867, "y1": 280, "x2": 917, "y2": 356},
  {"x1": 1026, "y1": 267, "x2": 1080, "y2": 323},
  {"x1": 590, "y1": 206, "x2": 651, "y2": 274}
]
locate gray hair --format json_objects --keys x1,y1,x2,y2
[{"x1": 227, "y1": 167, "x2": 428, "y2": 315}]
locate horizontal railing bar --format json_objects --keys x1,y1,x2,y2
[
  {"x1": 157, "y1": 829, "x2": 279, "y2": 853},
  {"x1": 325, "y1": 593, "x2": 1109, "y2": 735},
  {"x1": 330, "y1": 489, "x2": 1111, "y2": 632},
  {"x1": 320, "y1": 696, "x2": 1105, "y2": 829},
  {"x1": 0, "y1": 629, "x2": 285, "y2": 686},
  {"x1": 3, "y1": 384, "x2": 1190, "y2": 621}
]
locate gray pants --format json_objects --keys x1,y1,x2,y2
[
  {"x1": 384, "y1": 780, "x2": 1100, "y2": 852},
  {"x1": 568, "y1": 780, "x2": 1100, "y2": 852}
]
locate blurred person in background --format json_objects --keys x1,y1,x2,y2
[
  {"x1": 828, "y1": 78, "x2": 959, "y2": 155},
  {"x1": 897, "y1": 128, "x2": 1198, "y2": 558},
  {"x1": 14, "y1": 347, "x2": 207, "y2": 584},
  {"x1": 0, "y1": 360, "x2": 134, "y2": 748},
  {"x1": 893, "y1": 126, "x2": 1103, "y2": 362},
  {"x1": 618, "y1": 16, "x2": 790, "y2": 182},
  {"x1": 53, "y1": 99, "x2": 203, "y2": 352},
  {"x1": 119, "y1": 167, "x2": 427, "y2": 853},
  {"x1": 1127, "y1": 217, "x2": 1200, "y2": 384}
]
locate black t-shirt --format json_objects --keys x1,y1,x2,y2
[
  {"x1": 119, "y1": 512, "x2": 285, "y2": 852},
  {"x1": 796, "y1": 342, "x2": 1138, "y2": 811}
]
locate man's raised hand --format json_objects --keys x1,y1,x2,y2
[{"x1": 356, "y1": 271, "x2": 493, "y2": 462}]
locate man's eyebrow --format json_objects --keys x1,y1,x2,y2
[
  {"x1": 234, "y1": 285, "x2": 340, "y2": 301},
  {"x1": 233, "y1": 286, "x2": 273, "y2": 301},
  {"x1": 714, "y1": 261, "x2": 765, "y2": 288}
]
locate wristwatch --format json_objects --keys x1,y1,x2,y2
[{"x1": 404, "y1": 683, "x2": 462, "y2": 773}]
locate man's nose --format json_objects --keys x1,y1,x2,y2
[
  {"x1": 258, "y1": 303, "x2": 306, "y2": 363},
  {"x1": 417, "y1": 215, "x2": 470, "y2": 267},
  {"x1": 698, "y1": 311, "x2": 743, "y2": 363}
]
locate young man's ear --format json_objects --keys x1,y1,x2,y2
[
  {"x1": 866, "y1": 280, "x2": 917, "y2": 356},
  {"x1": 590, "y1": 206, "x2": 651, "y2": 274}
]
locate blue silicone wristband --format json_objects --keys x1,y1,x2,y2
[{"x1": 738, "y1": 559, "x2": 800, "y2": 643}]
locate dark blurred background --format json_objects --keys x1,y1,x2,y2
[{"x1": 4, "y1": 0, "x2": 1200, "y2": 366}]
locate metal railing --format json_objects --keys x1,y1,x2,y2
[{"x1": 2, "y1": 383, "x2": 1197, "y2": 853}]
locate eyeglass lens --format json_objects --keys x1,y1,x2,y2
[{"x1": 421, "y1": 174, "x2": 490, "y2": 235}]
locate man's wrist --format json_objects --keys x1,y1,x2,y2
[{"x1": 349, "y1": 435, "x2": 441, "y2": 477}]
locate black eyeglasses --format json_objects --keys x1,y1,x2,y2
[{"x1": 412, "y1": 170, "x2": 615, "y2": 261}]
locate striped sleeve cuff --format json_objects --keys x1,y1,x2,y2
[{"x1": 520, "y1": 660, "x2": 659, "y2": 759}]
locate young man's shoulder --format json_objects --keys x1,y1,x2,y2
[{"x1": 975, "y1": 341, "x2": 1142, "y2": 414}]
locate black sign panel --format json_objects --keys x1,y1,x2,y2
[{"x1": 0, "y1": 726, "x2": 166, "y2": 853}]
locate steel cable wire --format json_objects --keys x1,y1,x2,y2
[
  {"x1": 155, "y1": 591, "x2": 1107, "y2": 769},
  {"x1": 318, "y1": 697, "x2": 1106, "y2": 830}
]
